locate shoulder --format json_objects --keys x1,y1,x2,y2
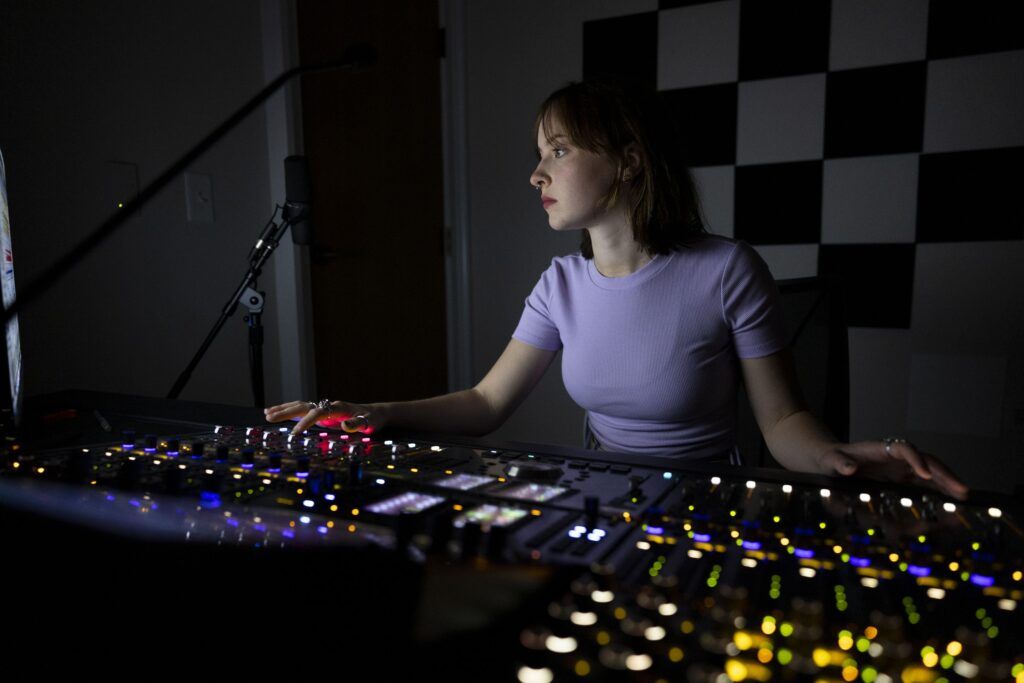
[{"x1": 536, "y1": 252, "x2": 588, "y2": 284}]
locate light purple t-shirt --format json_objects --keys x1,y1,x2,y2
[{"x1": 512, "y1": 236, "x2": 788, "y2": 458}]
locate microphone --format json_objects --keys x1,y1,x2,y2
[{"x1": 283, "y1": 156, "x2": 313, "y2": 246}]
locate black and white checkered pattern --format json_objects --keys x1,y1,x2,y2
[{"x1": 576, "y1": 0, "x2": 1023, "y2": 455}]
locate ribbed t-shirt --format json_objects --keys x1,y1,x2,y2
[{"x1": 512, "y1": 235, "x2": 788, "y2": 458}]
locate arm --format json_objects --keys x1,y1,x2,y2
[
  {"x1": 739, "y1": 349, "x2": 968, "y2": 500},
  {"x1": 265, "y1": 339, "x2": 558, "y2": 436}
]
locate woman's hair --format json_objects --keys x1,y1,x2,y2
[{"x1": 533, "y1": 80, "x2": 708, "y2": 257}]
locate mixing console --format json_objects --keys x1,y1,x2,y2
[{"x1": 2, "y1": 420, "x2": 1021, "y2": 681}]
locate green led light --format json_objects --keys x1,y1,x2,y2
[
  {"x1": 688, "y1": 505, "x2": 695, "y2": 511},
  {"x1": 779, "y1": 623, "x2": 794, "y2": 637},
  {"x1": 763, "y1": 616, "x2": 776, "y2": 624},
  {"x1": 730, "y1": 510, "x2": 737, "y2": 517},
  {"x1": 981, "y1": 617, "x2": 992, "y2": 628},
  {"x1": 918, "y1": 535, "x2": 926, "y2": 543},
  {"x1": 649, "y1": 568, "x2": 658, "y2": 577},
  {"x1": 920, "y1": 646, "x2": 935, "y2": 656},
  {"x1": 777, "y1": 648, "x2": 793, "y2": 665},
  {"x1": 987, "y1": 626, "x2": 998, "y2": 638},
  {"x1": 904, "y1": 597, "x2": 915, "y2": 606},
  {"x1": 773, "y1": 515, "x2": 781, "y2": 523},
  {"x1": 971, "y1": 541, "x2": 980, "y2": 550},
  {"x1": 819, "y1": 522, "x2": 827, "y2": 529},
  {"x1": 841, "y1": 553, "x2": 850, "y2": 562},
  {"x1": 736, "y1": 539, "x2": 743, "y2": 546},
  {"x1": 940, "y1": 654, "x2": 954, "y2": 669},
  {"x1": 899, "y1": 562, "x2": 908, "y2": 572},
  {"x1": 975, "y1": 608, "x2": 986, "y2": 619},
  {"x1": 856, "y1": 638, "x2": 870, "y2": 653},
  {"x1": 769, "y1": 589, "x2": 781, "y2": 599},
  {"x1": 707, "y1": 578, "x2": 718, "y2": 588},
  {"x1": 787, "y1": 546, "x2": 795, "y2": 554},
  {"x1": 908, "y1": 613, "x2": 921, "y2": 624},
  {"x1": 961, "y1": 571, "x2": 970, "y2": 581},
  {"x1": 866, "y1": 528, "x2": 875, "y2": 536},
  {"x1": 1011, "y1": 663, "x2": 1024, "y2": 676},
  {"x1": 837, "y1": 603, "x2": 848, "y2": 611},
  {"x1": 862, "y1": 666, "x2": 878, "y2": 683}
]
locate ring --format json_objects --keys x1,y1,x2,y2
[
  {"x1": 315, "y1": 399, "x2": 333, "y2": 414},
  {"x1": 883, "y1": 437, "x2": 908, "y2": 457},
  {"x1": 353, "y1": 414, "x2": 369, "y2": 426}
]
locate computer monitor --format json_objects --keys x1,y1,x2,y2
[{"x1": 0, "y1": 148, "x2": 23, "y2": 425}]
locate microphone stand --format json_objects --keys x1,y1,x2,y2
[{"x1": 167, "y1": 206, "x2": 295, "y2": 406}]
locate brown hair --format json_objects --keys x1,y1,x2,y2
[{"x1": 533, "y1": 80, "x2": 707, "y2": 257}]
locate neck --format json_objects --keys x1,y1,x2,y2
[{"x1": 587, "y1": 221, "x2": 650, "y2": 277}]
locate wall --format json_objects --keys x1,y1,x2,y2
[
  {"x1": 462, "y1": 0, "x2": 1024, "y2": 492},
  {"x1": 0, "y1": 0, "x2": 281, "y2": 406}
]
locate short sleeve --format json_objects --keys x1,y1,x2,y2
[
  {"x1": 721, "y1": 241, "x2": 788, "y2": 358},
  {"x1": 512, "y1": 262, "x2": 564, "y2": 351}
]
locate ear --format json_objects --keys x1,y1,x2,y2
[{"x1": 621, "y1": 142, "x2": 642, "y2": 182}]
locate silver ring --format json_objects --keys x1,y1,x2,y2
[
  {"x1": 883, "y1": 436, "x2": 907, "y2": 457},
  {"x1": 353, "y1": 414, "x2": 369, "y2": 426},
  {"x1": 315, "y1": 399, "x2": 333, "y2": 414}
]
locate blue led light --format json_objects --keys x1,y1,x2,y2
[
  {"x1": 317, "y1": 526, "x2": 328, "y2": 534},
  {"x1": 167, "y1": 451, "x2": 179, "y2": 458},
  {"x1": 296, "y1": 471, "x2": 309, "y2": 478},
  {"x1": 105, "y1": 494, "x2": 116, "y2": 502},
  {"x1": 908, "y1": 564, "x2": 930, "y2": 577},
  {"x1": 849, "y1": 556, "x2": 870, "y2": 567},
  {"x1": 794, "y1": 548, "x2": 814, "y2": 559},
  {"x1": 226, "y1": 518, "x2": 239, "y2": 527},
  {"x1": 647, "y1": 526, "x2": 665, "y2": 536},
  {"x1": 969, "y1": 573, "x2": 994, "y2": 587},
  {"x1": 144, "y1": 448, "x2": 156, "y2": 454},
  {"x1": 663, "y1": 472, "x2": 673, "y2": 479},
  {"x1": 253, "y1": 523, "x2": 267, "y2": 532},
  {"x1": 282, "y1": 529, "x2": 295, "y2": 538},
  {"x1": 693, "y1": 533, "x2": 711, "y2": 543},
  {"x1": 241, "y1": 464, "x2": 253, "y2": 469},
  {"x1": 121, "y1": 443, "x2": 134, "y2": 449},
  {"x1": 129, "y1": 499, "x2": 140, "y2": 507},
  {"x1": 741, "y1": 541, "x2": 761, "y2": 550},
  {"x1": 268, "y1": 468, "x2": 281, "y2": 473}
]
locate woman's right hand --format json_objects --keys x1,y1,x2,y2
[{"x1": 263, "y1": 400, "x2": 388, "y2": 435}]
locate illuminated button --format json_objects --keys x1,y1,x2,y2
[
  {"x1": 900, "y1": 497, "x2": 913, "y2": 508},
  {"x1": 516, "y1": 667, "x2": 553, "y2": 683},
  {"x1": 710, "y1": 476, "x2": 721, "y2": 485},
  {"x1": 943, "y1": 502, "x2": 956, "y2": 513},
  {"x1": 782, "y1": 484, "x2": 793, "y2": 493},
  {"x1": 988, "y1": 507, "x2": 1002, "y2": 518},
  {"x1": 570, "y1": 611, "x2": 597, "y2": 626},
  {"x1": 859, "y1": 493, "x2": 871, "y2": 503},
  {"x1": 545, "y1": 635, "x2": 577, "y2": 653},
  {"x1": 820, "y1": 488, "x2": 831, "y2": 498}
]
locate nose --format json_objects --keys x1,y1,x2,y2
[{"x1": 530, "y1": 160, "x2": 548, "y2": 190}]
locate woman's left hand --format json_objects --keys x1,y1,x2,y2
[{"x1": 817, "y1": 439, "x2": 969, "y2": 501}]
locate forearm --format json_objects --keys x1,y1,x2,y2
[
  {"x1": 371, "y1": 388, "x2": 500, "y2": 437},
  {"x1": 764, "y1": 409, "x2": 841, "y2": 475}
]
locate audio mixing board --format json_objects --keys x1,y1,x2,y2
[{"x1": 1, "y1": 403, "x2": 1021, "y2": 681}]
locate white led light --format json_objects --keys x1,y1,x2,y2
[
  {"x1": 625, "y1": 654, "x2": 653, "y2": 672},
  {"x1": 942, "y1": 502, "x2": 956, "y2": 513},
  {"x1": 688, "y1": 549, "x2": 703, "y2": 559},
  {"x1": 998, "y1": 598, "x2": 1016, "y2": 611},
  {"x1": 636, "y1": 541, "x2": 651, "y2": 551},
  {"x1": 782, "y1": 484, "x2": 793, "y2": 493},
  {"x1": 859, "y1": 493, "x2": 871, "y2": 503},
  {"x1": 926, "y1": 588, "x2": 946, "y2": 600},
  {"x1": 407, "y1": 443, "x2": 416, "y2": 448},
  {"x1": 204, "y1": 468, "x2": 214, "y2": 475},
  {"x1": 869, "y1": 643, "x2": 884, "y2": 658},
  {"x1": 570, "y1": 611, "x2": 598, "y2": 626},
  {"x1": 745, "y1": 480, "x2": 756, "y2": 489},
  {"x1": 375, "y1": 478, "x2": 385, "y2": 485},
  {"x1": 798, "y1": 567, "x2": 816, "y2": 578},
  {"x1": 953, "y1": 660, "x2": 979, "y2": 679},
  {"x1": 820, "y1": 488, "x2": 831, "y2": 498},
  {"x1": 591, "y1": 590, "x2": 613, "y2": 604},
  {"x1": 988, "y1": 507, "x2": 1002, "y2": 518},
  {"x1": 860, "y1": 577, "x2": 879, "y2": 588},
  {"x1": 544, "y1": 635, "x2": 577, "y2": 654},
  {"x1": 568, "y1": 530, "x2": 583, "y2": 539},
  {"x1": 573, "y1": 525, "x2": 587, "y2": 533},
  {"x1": 233, "y1": 473, "x2": 242, "y2": 480},
  {"x1": 658, "y1": 603, "x2": 678, "y2": 616},
  {"x1": 586, "y1": 532, "x2": 602, "y2": 542},
  {"x1": 325, "y1": 494, "x2": 335, "y2": 501},
  {"x1": 431, "y1": 445, "x2": 442, "y2": 452},
  {"x1": 302, "y1": 500, "x2": 314, "y2": 508},
  {"x1": 299, "y1": 515, "x2": 311, "y2": 524},
  {"x1": 516, "y1": 667, "x2": 553, "y2": 683},
  {"x1": 900, "y1": 497, "x2": 913, "y2": 508},
  {"x1": 644, "y1": 626, "x2": 666, "y2": 641},
  {"x1": 741, "y1": 558, "x2": 758, "y2": 568},
  {"x1": 384, "y1": 440, "x2": 393, "y2": 446},
  {"x1": 710, "y1": 476, "x2": 721, "y2": 485}
]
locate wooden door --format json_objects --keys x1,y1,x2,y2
[{"x1": 296, "y1": 0, "x2": 447, "y2": 403}]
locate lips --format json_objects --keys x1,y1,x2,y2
[{"x1": 542, "y1": 197, "x2": 557, "y2": 208}]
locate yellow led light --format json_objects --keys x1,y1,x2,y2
[
  {"x1": 330, "y1": 504, "x2": 338, "y2": 512},
  {"x1": 612, "y1": 606, "x2": 626, "y2": 619},
  {"x1": 757, "y1": 648, "x2": 772, "y2": 664},
  {"x1": 531, "y1": 509, "x2": 542, "y2": 516},
  {"x1": 842, "y1": 665, "x2": 858, "y2": 681},
  {"x1": 347, "y1": 524, "x2": 356, "y2": 532},
  {"x1": 351, "y1": 508, "x2": 359, "y2": 516},
  {"x1": 734, "y1": 631, "x2": 754, "y2": 650},
  {"x1": 326, "y1": 520, "x2": 334, "y2": 528},
  {"x1": 596, "y1": 630, "x2": 610, "y2": 645},
  {"x1": 668, "y1": 647, "x2": 684, "y2": 662},
  {"x1": 922, "y1": 652, "x2": 939, "y2": 667},
  {"x1": 725, "y1": 659, "x2": 748, "y2": 682},
  {"x1": 833, "y1": 545, "x2": 843, "y2": 554},
  {"x1": 1013, "y1": 570, "x2": 1022, "y2": 581},
  {"x1": 573, "y1": 660, "x2": 590, "y2": 677},
  {"x1": 838, "y1": 634, "x2": 854, "y2": 650},
  {"x1": 949, "y1": 561, "x2": 959, "y2": 571},
  {"x1": 681, "y1": 620, "x2": 695, "y2": 634},
  {"x1": 864, "y1": 626, "x2": 878, "y2": 639},
  {"x1": 453, "y1": 504, "x2": 463, "y2": 511},
  {"x1": 812, "y1": 648, "x2": 831, "y2": 668},
  {"x1": 889, "y1": 553, "x2": 900, "y2": 562},
  {"x1": 761, "y1": 621, "x2": 776, "y2": 636}
]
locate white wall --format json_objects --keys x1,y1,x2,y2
[{"x1": 0, "y1": 0, "x2": 282, "y2": 406}]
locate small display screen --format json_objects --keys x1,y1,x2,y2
[
  {"x1": 366, "y1": 492, "x2": 445, "y2": 515},
  {"x1": 497, "y1": 483, "x2": 567, "y2": 503},
  {"x1": 453, "y1": 505, "x2": 528, "y2": 529},
  {"x1": 432, "y1": 473, "x2": 495, "y2": 491}
]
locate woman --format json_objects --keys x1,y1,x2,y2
[{"x1": 265, "y1": 81, "x2": 967, "y2": 500}]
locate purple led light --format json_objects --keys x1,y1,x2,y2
[
  {"x1": 105, "y1": 494, "x2": 116, "y2": 502},
  {"x1": 647, "y1": 526, "x2": 665, "y2": 536},
  {"x1": 226, "y1": 518, "x2": 239, "y2": 527},
  {"x1": 241, "y1": 464, "x2": 253, "y2": 469},
  {"x1": 268, "y1": 468, "x2": 281, "y2": 473},
  {"x1": 907, "y1": 564, "x2": 930, "y2": 577},
  {"x1": 144, "y1": 448, "x2": 156, "y2": 454},
  {"x1": 121, "y1": 443, "x2": 134, "y2": 449},
  {"x1": 167, "y1": 451, "x2": 179, "y2": 458},
  {"x1": 794, "y1": 548, "x2": 814, "y2": 559},
  {"x1": 317, "y1": 526, "x2": 328, "y2": 534},
  {"x1": 282, "y1": 529, "x2": 295, "y2": 539},
  {"x1": 849, "y1": 556, "x2": 870, "y2": 567},
  {"x1": 742, "y1": 541, "x2": 762, "y2": 551},
  {"x1": 296, "y1": 472, "x2": 309, "y2": 478},
  {"x1": 129, "y1": 499, "x2": 141, "y2": 507},
  {"x1": 253, "y1": 523, "x2": 267, "y2": 532},
  {"x1": 969, "y1": 573, "x2": 994, "y2": 587},
  {"x1": 693, "y1": 533, "x2": 711, "y2": 543}
]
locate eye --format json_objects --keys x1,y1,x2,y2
[{"x1": 553, "y1": 148, "x2": 567, "y2": 159}]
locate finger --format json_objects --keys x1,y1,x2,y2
[
  {"x1": 819, "y1": 449, "x2": 859, "y2": 476},
  {"x1": 264, "y1": 401, "x2": 314, "y2": 423},
  {"x1": 923, "y1": 456, "x2": 969, "y2": 501},
  {"x1": 341, "y1": 413, "x2": 373, "y2": 433},
  {"x1": 292, "y1": 409, "x2": 323, "y2": 434},
  {"x1": 887, "y1": 441, "x2": 932, "y2": 480}
]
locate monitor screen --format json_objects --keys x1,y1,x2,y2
[{"x1": 0, "y1": 148, "x2": 23, "y2": 424}]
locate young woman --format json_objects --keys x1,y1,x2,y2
[{"x1": 265, "y1": 81, "x2": 967, "y2": 501}]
